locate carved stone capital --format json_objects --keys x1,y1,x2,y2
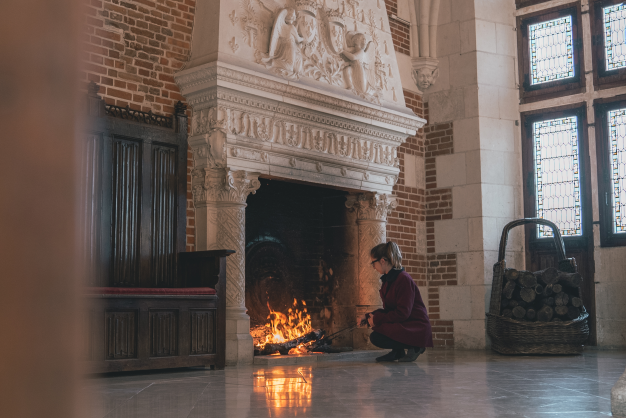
[
  {"x1": 345, "y1": 192, "x2": 397, "y2": 223},
  {"x1": 192, "y1": 167, "x2": 261, "y2": 206},
  {"x1": 411, "y1": 57, "x2": 439, "y2": 93}
]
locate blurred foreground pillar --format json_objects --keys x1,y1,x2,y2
[{"x1": 0, "y1": 1, "x2": 81, "y2": 417}]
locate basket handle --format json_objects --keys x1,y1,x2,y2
[{"x1": 498, "y1": 218, "x2": 567, "y2": 263}]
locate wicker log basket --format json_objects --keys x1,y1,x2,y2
[{"x1": 487, "y1": 218, "x2": 590, "y2": 355}]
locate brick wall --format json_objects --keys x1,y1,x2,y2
[
  {"x1": 384, "y1": 0, "x2": 411, "y2": 55},
  {"x1": 387, "y1": 90, "x2": 426, "y2": 288},
  {"x1": 83, "y1": 0, "x2": 196, "y2": 251},
  {"x1": 389, "y1": 91, "x2": 457, "y2": 348},
  {"x1": 424, "y1": 113, "x2": 456, "y2": 347}
]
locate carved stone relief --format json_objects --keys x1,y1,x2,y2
[
  {"x1": 190, "y1": 102, "x2": 401, "y2": 169},
  {"x1": 236, "y1": 0, "x2": 396, "y2": 104},
  {"x1": 176, "y1": 65, "x2": 425, "y2": 134}
]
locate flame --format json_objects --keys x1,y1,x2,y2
[{"x1": 257, "y1": 299, "x2": 312, "y2": 354}]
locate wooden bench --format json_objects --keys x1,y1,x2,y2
[{"x1": 83, "y1": 250, "x2": 231, "y2": 373}]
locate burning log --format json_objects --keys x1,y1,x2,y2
[{"x1": 258, "y1": 329, "x2": 325, "y2": 356}]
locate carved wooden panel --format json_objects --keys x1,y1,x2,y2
[
  {"x1": 151, "y1": 145, "x2": 178, "y2": 286},
  {"x1": 190, "y1": 310, "x2": 215, "y2": 355},
  {"x1": 105, "y1": 310, "x2": 137, "y2": 359},
  {"x1": 82, "y1": 309, "x2": 98, "y2": 361},
  {"x1": 149, "y1": 310, "x2": 178, "y2": 357},
  {"x1": 110, "y1": 139, "x2": 141, "y2": 286},
  {"x1": 83, "y1": 134, "x2": 103, "y2": 286}
]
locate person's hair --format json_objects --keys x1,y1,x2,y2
[{"x1": 370, "y1": 242, "x2": 402, "y2": 269}]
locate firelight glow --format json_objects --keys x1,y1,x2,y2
[{"x1": 257, "y1": 299, "x2": 313, "y2": 354}]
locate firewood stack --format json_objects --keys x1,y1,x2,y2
[{"x1": 500, "y1": 267, "x2": 584, "y2": 322}]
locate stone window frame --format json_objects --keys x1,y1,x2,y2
[
  {"x1": 594, "y1": 94, "x2": 626, "y2": 247},
  {"x1": 520, "y1": 103, "x2": 593, "y2": 252},
  {"x1": 516, "y1": 3, "x2": 586, "y2": 104},
  {"x1": 590, "y1": 0, "x2": 626, "y2": 91},
  {"x1": 515, "y1": 0, "x2": 553, "y2": 9}
]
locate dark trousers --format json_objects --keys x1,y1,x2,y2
[{"x1": 370, "y1": 331, "x2": 417, "y2": 350}]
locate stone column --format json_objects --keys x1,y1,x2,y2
[
  {"x1": 191, "y1": 158, "x2": 260, "y2": 365},
  {"x1": 346, "y1": 193, "x2": 397, "y2": 349}
]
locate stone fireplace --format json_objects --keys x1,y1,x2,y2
[{"x1": 174, "y1": 0, "x2": 426, "y2": 365}]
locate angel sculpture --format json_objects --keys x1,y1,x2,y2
[
  {"x1": 262, "y1": 8, "x2": 304, "y2": 80},
  {"x1": 342, "y1": 32, "x2": 372, "y2": 95}
]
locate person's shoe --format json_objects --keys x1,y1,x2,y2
[
  {"x1": 375, "y1": 349, "x2": 405, "y2": 362},
  {"x1": 398, "y1": 347, "x2": 425, "y2": 362}
]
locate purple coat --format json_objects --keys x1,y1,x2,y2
[{"x1": 371, "y1": 269, "x2": 433, "y2": 348}]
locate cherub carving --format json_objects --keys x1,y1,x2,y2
[
  {"x1": 341, "y1": 32, "x2": 372, "y2": 95},
  {"x1": 262, "y1": 8, "x2": 304, "y2": 80}
]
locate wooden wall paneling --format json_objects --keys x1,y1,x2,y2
[
  {"x1": 100, "y1": 134, "x2": 113, "y2": 286},
  {"x1": 83, "y1": 134, "x2": 103, "y2": 286},
  {"x1": 149, "y1": 309, "x2": 178, "y2": 357},
  {"x1": 104, "y1": 310, "x2": 138, "y2": 359},
  {"x1": 139, "y1": 140, "x2": 152, "y2": 288},
  {"x1": 190, "y1": 310, "x2": 215, "y2": 355},
  {"x1": 151, "y1": 145, "x2": 178, "y2": 287},
  {"x1": 110, "y1": 138, "x2": 142, "y2": 286}
]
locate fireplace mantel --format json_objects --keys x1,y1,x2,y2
[
  {"x1": 175, "y1": 62, "x2": 426, "y2": 193},
  {"x1": 174, "y1": 0, "x2": 426, "y2": 365}
]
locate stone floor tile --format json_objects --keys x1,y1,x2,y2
[{"x1": 86, "y1": 350, "x2": 626, "y2": 418}]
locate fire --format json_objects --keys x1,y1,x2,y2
[{"x1": 257, "y1": 299, "x2": 312, "y2": 354}]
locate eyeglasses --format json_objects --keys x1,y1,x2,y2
[{"x1": 370, "y1": 258, "x2": 381, "y2": 266}]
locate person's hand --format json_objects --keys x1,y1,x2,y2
[
  {"x1": 367, "y1": 315, "x2": 375, "y2": 328},
  {"x1": 357, "y1": 314, "x2": 367, "y2": 327}
]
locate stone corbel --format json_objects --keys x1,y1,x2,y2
[
  {"x1": 345, "y1": 192, "x2": 398, "y2": 223},
  {"x1": 411, "y1": 57, "x2": 439, "y2": 94},
  {"x1": 193, "y1": 167, "x2": 261, "y2": 206}
]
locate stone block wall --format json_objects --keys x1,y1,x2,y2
[
  {"x1": 83, "y1": 0, "x2": 196, "y2": 251},
  {"x1": 417, "y1": 0, "x2": 521, "y2": 349}
]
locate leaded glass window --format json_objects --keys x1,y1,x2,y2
[
  {"x1": 533, "y1": 116, "x2": 582, "y2": 237},
  {"x1": 609, "y1": 108, "x2": 626, "y2": 233},
  {"x1": 529, "y1": 16, "x2": 575, "y2": 85},
  {"x1": 604, "y1": 4, "x2": 626, "y2": 71}
]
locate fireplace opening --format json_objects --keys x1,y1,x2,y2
[{"x1": 245, "y1": 178, "x2": 358, "y2": 354}]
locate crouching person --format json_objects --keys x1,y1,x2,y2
[{"x1": 358, "y1": 242, "x2": 433, "y2": 362}]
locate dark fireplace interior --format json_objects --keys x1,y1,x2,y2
[{"x1": 245, "y1": 178, "x2": 358, "y2": 347}]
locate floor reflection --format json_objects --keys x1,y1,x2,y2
[
  {"x1": 254, "y1": 368, "x2": 312, "y2": 413},
  {"x1": 86, "y1": 351, "x2": 626, "y2": 418}
]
